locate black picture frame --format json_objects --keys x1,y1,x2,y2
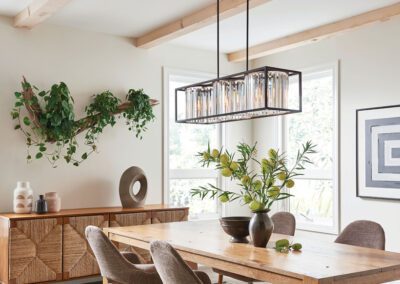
[{"x1": 356, "y1": 104, "x2": 400, "y2": 200}]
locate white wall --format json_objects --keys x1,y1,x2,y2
[
  {"x1": 223, "y1": 121, "x2": 253, "y2": 217},
  {"x1": 0, "y1": 16, "x2": 244, "y2": 212},
  {"x1": 252, "y1": 18, "x2": 400, "y2": 252}
]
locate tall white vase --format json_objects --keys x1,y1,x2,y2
[{"x1": 13, "y1": 181, "x2": 33, "y2": 214}]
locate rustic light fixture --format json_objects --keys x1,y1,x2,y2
[{"x1": 175, "y1": 0, "x2": 302, "y2": 124}]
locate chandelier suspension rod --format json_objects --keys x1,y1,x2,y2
[
  {"x1": 217, "y1": 0, "x2": 220, "y2": 79},
  {"x1": 246, "y1": 0, "x2": 249, "y2": 71},
  {"x1": 216, "y1": 0, "x2": 250, "y2": 77}
]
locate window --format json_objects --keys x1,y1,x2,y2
[
  {"x1": 283, "y1": 63, "x2": 339, "y2": 234},
  {"x1": 163, "y1": 68, "x2": 222, "y2": 220}
]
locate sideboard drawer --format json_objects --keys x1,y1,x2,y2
[
  {"x1": 9, "y1": 218, "x2": 62, "y2": 284},
  {"x1": 109, "y1": 212, "x2": 151, "y2": 227},
  {"x1": 151, "y1": 209, "x2": 188, "y2": 224},
  {"x1": 62, "y1": 214, "x2": 109, "y2": 280}
]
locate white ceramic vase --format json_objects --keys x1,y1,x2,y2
[
  {"x1": 45, "y1": 192, "x2": 61, "y2": 213},
  {"x1": 13, "y1": 181, "x2": 33, "y2": 214}
]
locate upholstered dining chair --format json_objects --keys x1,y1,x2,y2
[
  {"x1": 85, "y1": 226, "x2": 163, "y2": 284},
  {"x1": 214, "y1": 211, "x2": 296, "y2": 284},
  {"x1": 150, "y1": 241, "x2": 212, "y2": 284},
  {"x1": 271, "y1": 211, "x2": 296, "y2": 236},
  {"x1": 335, "y1": 220, "x2": 385, "y2": 250}
]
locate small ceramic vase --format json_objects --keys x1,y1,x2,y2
[
  {"x1": 35, "y1": 195, "x2": 48, "y2": 214},
  {"x1": 13, "y1": 181, "x2": 33, "y2": 214},
  {"x1": 45, "y1": 192, "x2": 61, "y2": 213}
]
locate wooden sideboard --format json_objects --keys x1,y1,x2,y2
[{"x1": 0, "y1": 204, "x2": 189, "y2": 284}]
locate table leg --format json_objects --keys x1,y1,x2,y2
[{"x1": 218, "y1": 274, "x2": 223, "y2": 284}]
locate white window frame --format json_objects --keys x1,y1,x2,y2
[
  {"x1": 281, "y1": 62, "x2": 340, "y2": 235},
  {"x1": 162, "y1": 67, "x2": 223, "y2": 219}
]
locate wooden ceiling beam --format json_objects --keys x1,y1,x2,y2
[
  {"x1": 134, "y1": 0, "x2": 269, "y2": 49},
  {"x1": 227, "y1": 2, "x2": 400, "y2": 62},
  {"x1": 14, "y1": 0, "x2": 71, "y2": 29}
]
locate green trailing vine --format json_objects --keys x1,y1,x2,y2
[{"x1": 11, "y1": 77, "x2": 156, "y2": 167}]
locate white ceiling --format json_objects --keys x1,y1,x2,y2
[
  {"x1": 0, "y1": 0, "x2": 398, "y2": 52},
  {"x1": 171, "y1": 0, "x2": 400, "y2": 52}
]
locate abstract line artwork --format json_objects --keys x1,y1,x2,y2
[{"x1": 357, "y1": 105, "x2": 400, "y2": 200}]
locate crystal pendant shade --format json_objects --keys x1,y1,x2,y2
[{"x1": 175, "y1": 67, "x2": 302, "y2": 124}]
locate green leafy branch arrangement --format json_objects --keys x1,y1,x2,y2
[
  {"x1": 11, "y1": 77, "x2": 157, "y2": 167},
  {"x1": 191, "y1": 141, "x2": 316, "y2": 212},
  {"x1": 274, "y1": 239, "x2": 302, "y2": 253}
]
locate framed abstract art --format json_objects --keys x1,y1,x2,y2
[{"x1": 357, "y1": 104, "x2": 400, "y2": 200}]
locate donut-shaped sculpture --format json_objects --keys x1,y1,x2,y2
[{"x1": 119, "y1": 166, "x2": 147, "y2": 208}]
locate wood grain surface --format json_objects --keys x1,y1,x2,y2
[{"x1": 105, "y1": 220, "x2": 400, "y2": 284}]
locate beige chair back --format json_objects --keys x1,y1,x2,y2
[
  {"x1": 150, "y1": 241, "x2": 211, "y2": 284},
  {"x1": 271, "y1": 211, "x2": 296, "y2": 236},
  {"x1": 335, "y1": 220, "x2": 385, "y2": 250}
]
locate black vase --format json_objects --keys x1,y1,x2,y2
[
  {"x1": 249, "y1": 210, "x2": 274, "y2": 247},
  {"x1": 35, "y1": 195, "x2": 48, "y2": 214}
]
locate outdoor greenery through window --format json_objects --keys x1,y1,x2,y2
[
  {"x1": 167, "y1": 77, "x2": 221, "y2": 220},
  {"x1": 285, "y1": 65, "x2": 338, "y2": 233}
]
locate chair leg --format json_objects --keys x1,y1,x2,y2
[
  {"x1": 102, "y1": 277, "x2": 109, "y2": 284},
  {"x1": 217, "y1": 274, "x2": 223, "y2": 284}
]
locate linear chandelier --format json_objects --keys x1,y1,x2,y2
[{"x1": 175, "y1": 0, "x2": 302, "y2": 124}]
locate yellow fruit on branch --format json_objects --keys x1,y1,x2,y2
[
  {"x1": 219, "y1": 194, "x2": 229, "y2": 203},
  {"x1": 277, "y1": 172, "x2": 286, "y2": 181},
  {"x1": 230, "y1": 161, "x2": 239, "y2": 171},
  {"x1": 241, "y1": 175, "x2": 250, "y2": 185},
  {"x1": 221, "y1": 167, "x2": 232, "y2": 177},
  {"x1": 249, "y1": 200, "x2": 264, "y2": 212},
  {"x1": 219, "y1": 153, "x2": 229, "y2": 165},
  {"x1": 286, "y1": 179, "x2": 295, "y2": 188},
  {"x1": 211, "y1": 149, "x2": 219, "y2": 158},
  {"x1": 268, "y1": 186, "x2": 280, "y2": 198},
  {"x1": 268, "y1": 149, "x2": 277, "y2": 158}
]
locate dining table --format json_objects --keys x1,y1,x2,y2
[{"x1": 103, "y1": 220, "x2": 400, "y2": 283}]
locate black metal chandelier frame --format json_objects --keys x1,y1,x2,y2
[{"x1": 175, "y1": 0, "x2": 302, "y2": 124}]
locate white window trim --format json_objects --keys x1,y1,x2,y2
[
  {"x1": 162, "y1": 67, "x2": 223, "y2": 218},
  {"x1": 280, "y1": 61, "x2": 340, "y2": 235}
]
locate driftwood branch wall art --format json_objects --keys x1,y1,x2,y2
[{"x1": 11, "y1": 77, "x2": 158, "y2": 167}]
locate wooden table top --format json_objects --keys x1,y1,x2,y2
[{"x1": 104, "y1": 220, "x2": 400, "y2": 282}]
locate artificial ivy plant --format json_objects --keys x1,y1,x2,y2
[{"x1": 11, "y1": 77, "x2": 157, "y2": 167}]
